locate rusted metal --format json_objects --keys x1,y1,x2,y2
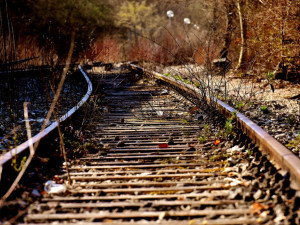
[{"x1": 130, "y1": 63, "x2": 300, "y2": 190}]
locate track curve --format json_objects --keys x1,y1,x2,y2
[
  {"x1": 19, "y1": 67, "x2": 300, "y2": 225},
  {"x1": 0, "y1": 65, "x2": 92, "y2": 166}
]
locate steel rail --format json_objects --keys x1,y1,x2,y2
[
  {"x1": 0, "y1": 65, "x2": 92, "y2": 166},
  {"x1": 130, "y1": 63, "x2": 300, "y2": 190}
]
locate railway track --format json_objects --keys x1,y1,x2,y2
[{"x1": 10, "y1": 65, "x2": 296, "y2": 225}]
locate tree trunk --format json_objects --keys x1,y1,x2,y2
[
  {"x1": 219, "y1": 0, "x2": 235, "y2": 59},
  {"x1": 235, "y1": 0, "x2": 245, "y2": 71}
]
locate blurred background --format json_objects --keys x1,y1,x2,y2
[{"x1": 0, "y1": 0, "x2": 299, "y2": 75}]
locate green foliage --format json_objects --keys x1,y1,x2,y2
[
  {"x1": 266, "y1": 72, "x2": 274, "y2": 82},
  {"x1": 24, "y1": 0, "x2": 114, "y2": 59},
  {"x1": 235, "y1": 101, "x2": 245, "y2": 111},
  {"x1": 166, "y1": 73, "x2": 192, "y2": 84},
  {"x1": 182, "y1": 119, "x2": 188, "y2": 125},
  {"x1": 261, "y1": 105, "x2": 269, "y2": 113},
  {"x1": 198, "y1": 124, "x2": 211, "y2": 143},
  {"x1": 225, "y1": 111, "x2": 236, "y2": 136},
  {"x1": 225, "y1": 120, "x2": 233, "y2": 135},
  {"x1": 231, "y1": 111, "x2": 237, "y2": 117},
  {"x1": 247, "y1": 149, "x2": 253, "y2": 155},
  {"x1": 116, "y1": 1, "x2": 162, "y2": 40},
  {"x1": 183, "y1": 79, "x2": 191, "y2": 84},
  {"x1": 287, "y1": 134, "x2": 300, "y2": 149},
  {"x1": 198, "y1": 135, "x2": 206, "y2": 143},
  {"x1": 203, "y1": 124, "x2": 211, "y2": 136},
  {"x1": 30, "y1": 0, "x2": 112, "y2": 32}
]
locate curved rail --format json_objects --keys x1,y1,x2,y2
[
  {"x1": 130, "y1": 63, "x2": 300, "y2": 190},
  {"x1": 0, "y1": 65, "x2": 92, "y2": 166}
]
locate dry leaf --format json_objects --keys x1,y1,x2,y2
[
  {"x1": 158, "y1": 143, "x2": 168, "y2": 148},
  {"x1": 251, "y1": 202, "x2": 268, "y2": 214},
  {"x1": 213, "y1": 140, "x2": 221, "y2": 145}
]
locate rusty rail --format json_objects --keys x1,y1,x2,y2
[
  {"x1": 130, "y1": 63, "x2": 300, "y2": 190},
  {"x1": 0, "y1": 65, "x2": 92, "y2": 167}
]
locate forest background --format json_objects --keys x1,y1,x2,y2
[{"x1": 1, "y1": 0, "x2": 299, "y2": 78}]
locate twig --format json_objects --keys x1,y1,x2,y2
[
  {"x1": 56, "y1": 118, "x2": 72, "y2": 184},
  {"x1": 48, "y1": 79, "x2": 72, "y2": 184},
  {"x1": 0, "y1": 30, "x2": 76, "y2": 207},
  {"x1": 0, "y1": 102, "x2": 34, "y2": 207},
  {"x1": 33, "y1": 30, "x2": 76, "y2": 150}
]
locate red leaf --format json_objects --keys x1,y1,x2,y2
[
  {"x1": 41, "y1": 190, "x2": 48, "y2": 195},
  {"x1": 158, "y1": 143, "x2": 169, "y2": 148},
  {"x1": 214, "y1": 140, "x2": 221, "y2": 145},
  {"x1": 53, "y1": 175, "x2": 60, "y2": 181},
  {"x1": 189, "y1": 106, "x2": 199, "y2": 114}
]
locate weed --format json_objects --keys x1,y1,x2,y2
[
  {"x1": 173, "y1": 75, "x2": 181, "y2": 80},
  {"x1": 266, "y1": 72, "x2": 274, "y2": 82},
  {"x1": 183, "y1": 79, "x2": 191, "y2": 84},
  {"x1": 287, "y1": 133, "x2": 300, "y2": 149},
  {"x1": 235, "y1": 101, "x2": 245, "y2": 111},
  {"x1": 210, "y1": 155, "x2": 221, "y2": 162},
  {"x1": 246, "y1": 102, "x2": 254, "y2": 107},
  {"x1": 285, "y1": 115, "x2": 296, "y2": 124},
  {"x1": 261, "y1": 105, "x2": 269, "y2": 113},
  {"x1": 247, "y1": 149, "x2": 253, "y2": 155},
  {"x1": 182, "y1": 119, "x2": 188, "y2": 125},
  {"x1": 198, "y1": 135, "x2": 206, "y2": 143},
  {"x1": 224, "y1": 111, "x2": 236, "y2": 136},
  {"x1": 203, "y1": 124, "x2": 211, "y2": 136},
  {"x1": 166, "y1": 73, "x2": 192, "y2": 84},
  {"x1": 198, "y1": 124, "x2": 211, "y2": 143},
  {"x1": 225, "y1": 120, "x2": 233, "y2": 135},
  {"x1": 265, "y1": 72, "x2": 275, "y2": 92}
]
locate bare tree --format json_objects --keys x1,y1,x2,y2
[{"x1": 219, "y1": 0, "x2": 236, "y2": 59}]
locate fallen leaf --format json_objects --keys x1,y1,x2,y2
[
  {"x1": 251, "y1": 202, "x2": 268, "y2": 214},
  {"x1": 189, "y1": 219, "x2": 195, "y2": 224},
  {"x1": 189, "y1": 106, "x2": 199, "y2": 114},
  {"x1": 158, "y1": 143, "x2": 168, "y2": 148},
  {"x1": 40, "y1": 190, "x2": 48, "y2": 195},
  {"x1": 213, "y1": 140, "x2": 221, "y2": 145},
  {"x1": 177, "y1": 196, "x2": 185, "y2": 201}
]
